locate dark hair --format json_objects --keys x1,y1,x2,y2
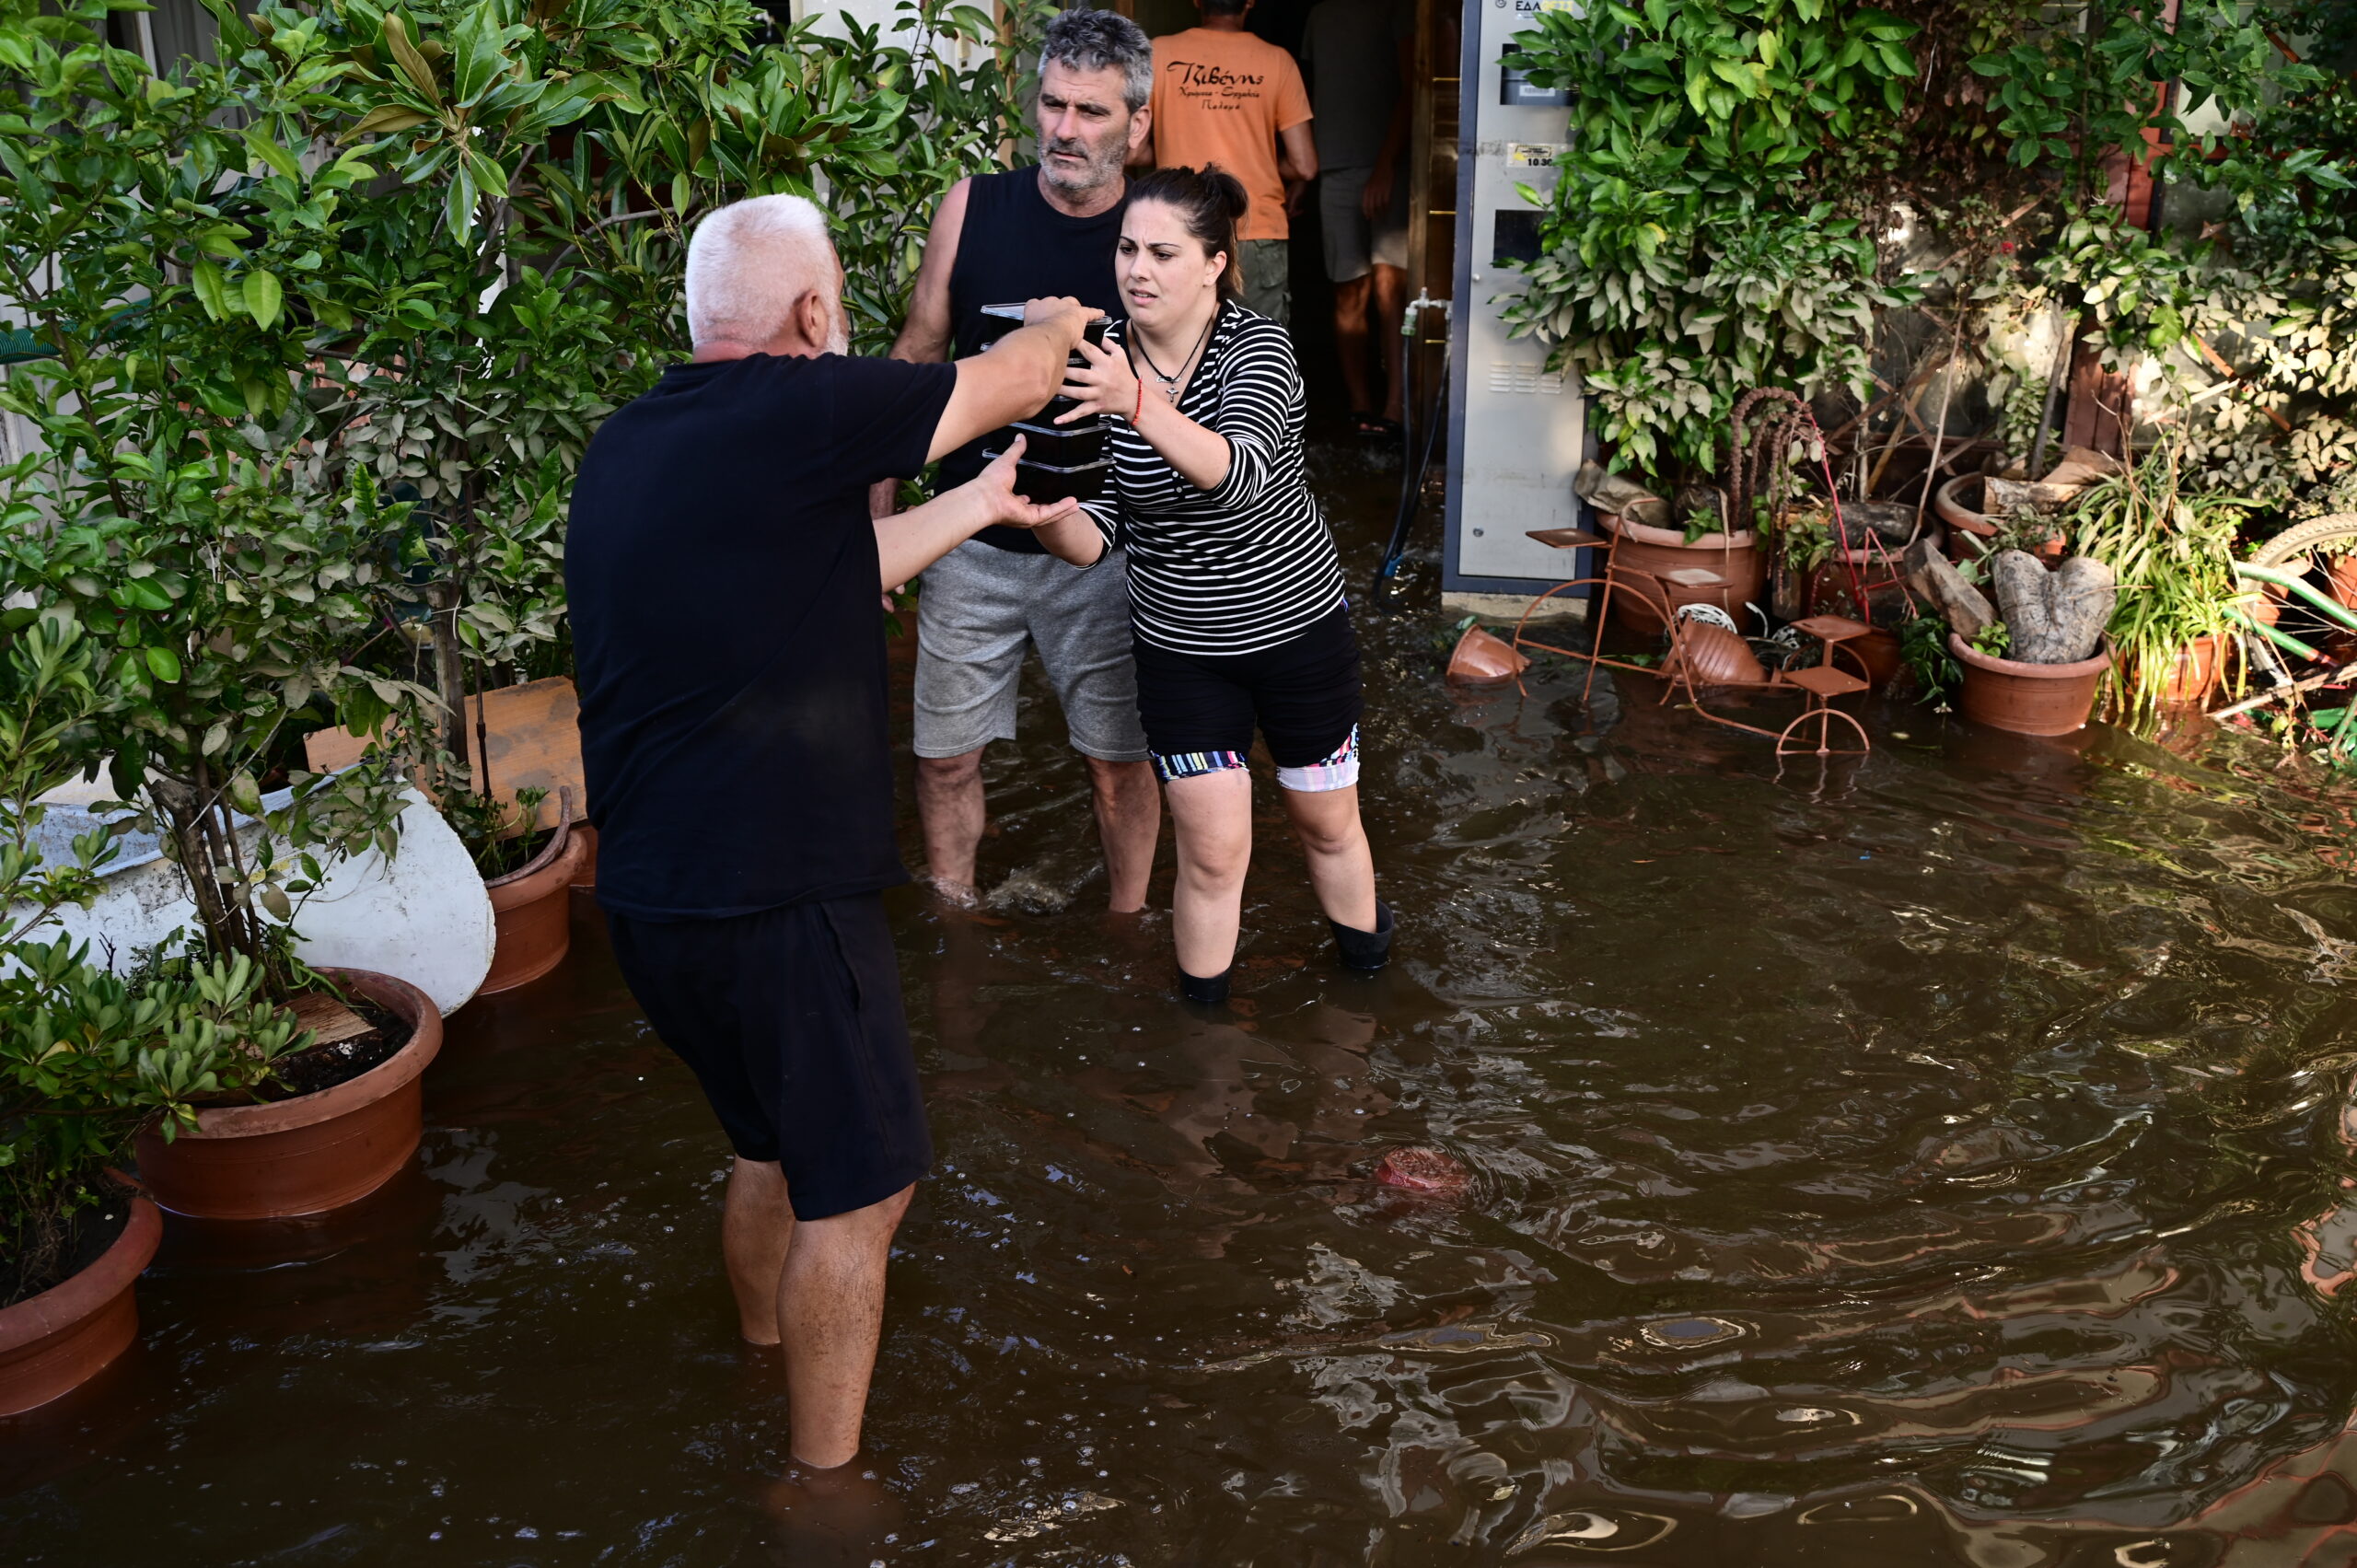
[
  {"x1": 1126, "y1": 164, "x2": 1251, "y2": 301},
  {"x1": 1041, "y1": 7, "x2": 1153, "y2": 114},
  {"x1": 1200, "y1": 0, "x2": 1251, "y2": 16}
]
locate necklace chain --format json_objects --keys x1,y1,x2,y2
[{"x1": 1129, "y1": 307, "x2": 1217, "y2": 402}]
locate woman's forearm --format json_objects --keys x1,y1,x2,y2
[
  {"x1": 1132, "y1": 393, "x2": 1233, "y2": 492},
  {"x1": 1032, "y1": 508, "x2": 1107, "y2": 567}
]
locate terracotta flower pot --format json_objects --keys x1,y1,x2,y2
[
  {"x1": 1851, "y1": 626, "x2": 1905, "y2": 689},
  {"x1": 1599, "y1": 511, "x2": 1766, "y2": 636},
  {"x1": 568, "y1": 823, "x2": 598, "y2": 890},
  {"x1": 0, "y1": 1192, "x2": 161, "y2": 1416},
  {"x1": 1935, "y1": 474, "x2": 2064, "y2": 563},
  {"x1": 1445, "y1": 624, "x2": 1530, "y2": 685},
  {"x1": 2151, "y1": 633, "x2": 2225, "y2": 708},
  {"x1": 481, "y1": 826, "x2": 589, "y2": 995},
  {"x1": 135, "y1": 970, "x2": 441, "y2": 1221},
  {"x1": 1951, "y1": 633, "x2": 2112, "y2": 737},
  {"x1": 2330, "y1": 554, "x2": 2357, "y2": 611}
]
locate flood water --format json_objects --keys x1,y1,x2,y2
[{"x1": 11, "y1": 446, "x2": 2357, "y2": 1566}]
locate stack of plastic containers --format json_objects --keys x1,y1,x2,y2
[{"x1": 974, "y1": 303, "x2": 1113, "y2": 503}]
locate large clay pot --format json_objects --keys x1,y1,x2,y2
[
  {"x1": 2151, "y1": 633, "x2": 2225, "y2": 708},
  {"x1": 2330, "y1": 554, "x2": 2357, "y2": 612},
  {"x1": 1951, "y1": 633, "x2": 2112, "y2": 736},
  {"x1": 135, "y1": 970, "x2": 441, "y2": 1221},
  {"x1": 568, "y1": 823, "x2": 598, "y2": 890},
  {"x1": 1851, "y1": 627, "x2": 1905, "y2": 689},
  {"x1": 482, "y1": 826, "x2": 589, "y2": 994},
  {"x1": 1600, "y1": 511, "x2": 1766, "y2": 636},
  {"x1": 0, "y1": 1193, "x2": 161, "y2": 1416}
]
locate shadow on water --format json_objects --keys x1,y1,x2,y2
[{"x1": 10, "y1": 438, "x2": 2357, "y2": 1564}]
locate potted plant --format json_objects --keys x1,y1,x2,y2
[
  {"x1": 0, "y1": 619, "x2": 281, "y2": 1411},
  {"x1": 1947, "y1": 549, "x2": 2119, "y2": 736},
  {"x1": 0, "y1": 3, "x2": 447, "y2": 1220},
  {"x1": 2068, "y1": 445, "x2": 2249, "y2": 721}
]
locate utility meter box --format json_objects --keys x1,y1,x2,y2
[{"x1": 1443, "y1": 0, "x2": 1588, "y2": 609}]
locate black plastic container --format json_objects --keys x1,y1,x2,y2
[
  {"x1": 1005, "y1": 418, "x2": 1107, "y2": 469},
  {"x1": 983, "y1": 449, "x2": 1111, "y2": 505},
  {"x1": 976, "y1": 302, "x2": 1109, "y2": 357}
]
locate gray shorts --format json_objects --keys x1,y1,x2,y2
[
  {"x1": 1319, "y1": 167, "x2": 1409, "y2": 284},
  {"x1": 914, "y1": 540, "x2": 1150, "y2": 762}
]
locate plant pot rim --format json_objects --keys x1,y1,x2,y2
[
  {"x1": 485, "y1": 827, "x2": 588, "y2": 909},
  {"x1": 180, "y1": 969, "x2": 440, "y2": 1141},
  {"x1": 1948, "y1": 633, "x2": 2114, "y2": 679},
  {"x1": 0, "y1": 1191, "x2": 160, "y2": 1358},
  {"x1": 1599, "y1": 510, "x2": 1757, "y2": 552},
  {"x1": 1934, "y1": 472, "x2": 1994, "y2": 537}
]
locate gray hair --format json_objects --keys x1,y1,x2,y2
[
  {"x1": 683, "y1": 194, "x2": 837, "y2": 350},
  {"x1": 1040, "y1": 6, "x2": 1152, "y2": 114}
]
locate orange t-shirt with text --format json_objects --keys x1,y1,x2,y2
[{"x1": 1149, "y1": 28, "x2": 1313, "y2": 243}]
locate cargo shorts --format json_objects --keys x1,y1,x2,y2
[{"x1": 913, "y1": 539, "x2": 1151, "y2": 763}]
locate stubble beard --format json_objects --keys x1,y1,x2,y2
[{"x1": 1040, "y1": 135, "x2": 1124, "y2": 203}]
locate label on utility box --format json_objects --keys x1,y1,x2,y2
[{"x1": 1506, "y1": 143, "x2": 1566, "y2": 168}]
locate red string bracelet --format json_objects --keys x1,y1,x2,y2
[{"x1": 1132, "y1": 374, "x2": 1143, "y2": 425}]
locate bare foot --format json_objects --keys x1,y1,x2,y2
[
  {"x1": 758, "y1": 1458, "x2": 902, "y2": 1564},
  {"x1": 926, "y1": 875, "x2": 980, "y2": 909}
]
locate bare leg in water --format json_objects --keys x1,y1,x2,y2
[{"x1": 722, "y1": 1157, "x2": 914, "y2": 1469}]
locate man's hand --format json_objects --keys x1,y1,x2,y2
[
  {"x1": 1024, "y1": 296, "x2": 1095, "y2": 348},
  {"x1": 1362, "y1": 159, "x2": 1396, "y2": 222},
  {"x1": 869, "y1": 477, "x2": 901, "y2": 520},
  {"x1": 970, "y1": 436, "x2": 1081, "y2": 531}
]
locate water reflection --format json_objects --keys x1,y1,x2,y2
[{"x1": 6, "y1": 447, "x2": 2357, "y2": 1563}]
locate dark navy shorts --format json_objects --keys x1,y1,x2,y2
[
  {"x1": 1132, "y1": 602, "x2": 1364, "y2": 790},
  {"x1": 606, "y1": 894, "x2": 932, "y2": 1221}
]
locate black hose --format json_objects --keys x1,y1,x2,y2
[{"x1": 1372, "y1": 351, "x2": 1450, "y2": 600}]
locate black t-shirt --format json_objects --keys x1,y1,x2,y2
[{"x1": 568, "y1": 353, "x2": 957, "y2": 920}]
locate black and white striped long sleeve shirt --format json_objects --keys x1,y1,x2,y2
[{"x1": 1082, "y1": 303, "x2": 1344, "y2": 656}]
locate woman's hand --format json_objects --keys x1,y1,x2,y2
[
  {"x1": 1056, "y1": 335, "x2": 1140, "y2": 425},
  {"x1": 970, "y1": 436, "x2": 1081, "y2": 530}
]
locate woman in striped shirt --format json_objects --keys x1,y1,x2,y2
[{"x1": 1031, "y1": 165, "x2": 1392, "y2": 1002}]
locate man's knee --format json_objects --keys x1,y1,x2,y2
[
  {"x1": 1085, "y1": 754, "x2": 1155, "y2": 800},
  {"x1": 917, "y1": 749, "x2": 984, "y2": 789}
]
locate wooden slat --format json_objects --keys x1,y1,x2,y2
[{"x1": 304, "y1": 675, "x2": 586, "y2": 836}]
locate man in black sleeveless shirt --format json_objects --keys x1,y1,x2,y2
[{"x1": 876, "y1": 9, "x2": 1162, "y2": 913}]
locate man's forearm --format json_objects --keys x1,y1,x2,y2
[
  {"x1": 889, "y1": 319, "x2": 952, "y2": 366},
  {"x1": 876, "y1": 486, "x2": 994, "y2": 588}
]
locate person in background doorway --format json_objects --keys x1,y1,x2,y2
[
  {"x1": 877, "y1": 7, "x2": 1161, "y2": 914},
  {"x1": 568, "y1": 192, "x2": 1093, "y2": 1481},
  {"x1": 1149, "y1": 0, "x2": 1316, "y2": 326},
  {"x1": 1020, "y1": 166, "x2": 1395, "y2": 1002},
  {"x1": 1302, "y1": 0, "x2": 1412, "y2": 436}
]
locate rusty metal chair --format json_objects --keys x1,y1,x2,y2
[{"x1": 1510, "y1": 530, "x2": 1870, "y2": 758}]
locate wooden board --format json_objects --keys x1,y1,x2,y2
[
  {"x1": 305, "y1": 675, "x2": 585, "y2": 835},
  {"x1": 289, "y1": 989, "x2": 372, "y2": 1046}
]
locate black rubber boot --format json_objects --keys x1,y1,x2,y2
[
  {"x1": 1179, "y1": 967, "x2": 1232, "y2": 1005},
  {"x1": 1330, "y1": 900, "x2": 1395, "y2": 972}
]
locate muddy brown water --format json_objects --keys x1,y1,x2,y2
[{"x1": 10, "y1": 446, "x2": 2357, "y2": 1565}]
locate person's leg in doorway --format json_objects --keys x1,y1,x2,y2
[
  {"x1": 1370, "y1": 261, "x2": 1408, "y2": 424},
  {"x1": 1320, "y1": 168, "x2": 1382, "y2": 423},
  {"x1": 1331, "y1": 273, "x2": 1376, "y2": 418},
  {"x1": 913, "y1": 541, "x2": 1031, "y2": 902}
]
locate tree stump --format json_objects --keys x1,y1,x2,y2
[
  {"x1": 1903, "y1": 538, "x2": 1995, "y2": 640},
  {"x1": 1991, "y1": 550, "x2": 2114, "y2": 664}
]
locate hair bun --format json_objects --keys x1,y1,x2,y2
[{"x1": 1200, "y1": 163, "x2": 1250, "y2": 223}]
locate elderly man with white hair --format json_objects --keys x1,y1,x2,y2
[{"x1": 567, "y1": 193, "x2": 1092, "y2": 1476}]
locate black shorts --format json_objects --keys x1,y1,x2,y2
[
  {"x1": 1132, "y1": 603, "x2": 1364, "y2": 787},
  {"x1": 605, "y1": 894, "x2": 932, "y2": 1221}
]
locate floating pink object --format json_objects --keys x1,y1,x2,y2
[{"x1": 1375, "y1": 1145, "x2": 1473, "y2": 1197}]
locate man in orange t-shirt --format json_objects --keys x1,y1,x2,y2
[{"x1": 1149, "y1": 0, "x2": 1317, "y2": 325}]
